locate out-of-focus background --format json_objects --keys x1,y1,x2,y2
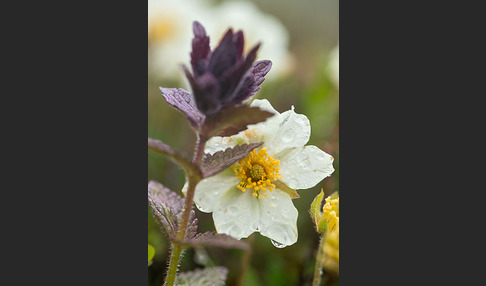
[{"x1": 148, "y1": 0, "x2": 338, "y2": 285}]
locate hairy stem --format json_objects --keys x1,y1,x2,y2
[
  {"x1": 192, "y1": 134, "x2": 207, "y2": 165},
  {"x1": 312, "y1": 235, "x2": 326, "y2": 286},
  {"x1": 177, "y1": 135, "x2": 206, "y2": 240},
  {"x1": 164, "y1": 243, "x2": 182, "y2": 286},
  {"x1": 164, "y1": 135, "x2": 207, "y2": 286}
]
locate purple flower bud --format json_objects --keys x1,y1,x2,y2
[{"x1": 184, "y1": 21, "x2": 272, "y2": 116}]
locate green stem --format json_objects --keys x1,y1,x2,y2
[
  {"x1": 312, "y1": 235, "x2": 326, "y2": 286},
  {"x1": 164, "y1": 243, "x2": 182, "y2": 286},
  {"x1": 164, "y1": 135, "x2": 207, "y2": 286},
  {"x1": 236, "y1": 234, "x2": 254, "y2": 286}
]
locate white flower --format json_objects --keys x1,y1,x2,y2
[
  {"x1": 203, "y1": 1, "x2": 295, "y2": 81},
  {"x1": 148, "y1": 0, "x2": 212, "y2": 81},
  {"x1": 148, "y1": 0, "x2": 293, "y2": 81},
  {"x1": 183, "y1": 99, "x2": 335, "y2": 247},
  {"x1": 327, "y1": 45, "x2": 339, "y2": 89}
]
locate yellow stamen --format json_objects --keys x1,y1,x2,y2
[
  {"x1": 322, "y1": 197, "x2": 339, "y2": 232},
  {"x1": 231, "y1": 148, "x2": 281, "y2": 199}
]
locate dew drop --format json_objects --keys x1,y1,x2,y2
[
  {"x1": 228, "y1": 206, "x2": 240, "y2": 216},
  {"x1": 194, "y1": 202, "x2": 210, "y2": 212},
  {"x1": 281, "y1": 129, "x2": 295, "y2": 143},
  {"x1": 271, "y1": 239, "x2": 287, "y2": 248}
]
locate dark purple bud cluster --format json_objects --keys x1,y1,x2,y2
[{"x1": 183, "y1": 21, "x2": 272, "y2": 115}]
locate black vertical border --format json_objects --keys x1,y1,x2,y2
[
  {"x1": 8, "y1": 1, "x2": 150, "y2": 284},
  {"x1": 340, "y1": 1, "x2": 485, "y2": 285}
]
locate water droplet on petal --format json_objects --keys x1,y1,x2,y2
[
  {"x1": 194, "y1": 202, "x2": 211, "y2": 212},
  {"x1": 281, "y1": 129, "x2": 295, "y2": 143},
  {"x1": 228, "y1": 205, "x2": 240, "y2": 216},
  {"x1": 271, "y1": 239, "x2": 287, "y2": 248}
]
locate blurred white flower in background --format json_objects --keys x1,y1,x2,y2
[
  {"x1": 148, "y1": 0, "x2": 293, "y2": 82},
  {"x1": 203, "y1": 1, "x2": 294, "y2": 81},
  {"x1": 327, "y1": 45, "x2": 339, "y2": 89},
  {"x1": 148, "y1": 0, "x2": 212, "y2": 81}
]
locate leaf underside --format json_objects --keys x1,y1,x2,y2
[
  {"x1": 148, "y1": 181, "x2": 248, "y2": 250},
  {"x1": 176, "y1": 266, "x2": 228, "y2": 286},
  {"x1": 148, "y1": 137, "x2": 201, "y2": 179},
  {"x1": 200, "y1": 142, "x2": 263, "y2": 178},
  {"x1": 148, "y1": 181, "x2": 198, "y2": 241},
  {"x1": 201, "y1": 105, "x2": 274, "y2": 138},
  {"x1": 179, "y1": 232, "x2": 248, "y2": 250},
  {"x1": 160, "y1": 87, "x2": 205, "y2": 130}
]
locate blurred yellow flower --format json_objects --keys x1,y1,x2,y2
[
  {"x1": 322, "y1": 195, "x2": 339, "y2": 232},
  {"x1": 322, "y1": 226, "x2": 339, "y2": 275}
]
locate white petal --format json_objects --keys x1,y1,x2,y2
[
  {"x1": 250, "y1": 99, "x2": 280, "y2": 115},
  {"x1": 204, "y1": 100, "x2": 310, "y2": 157},
  {"x1": 204, "y1": 100, "x2": 279, "y2": 154},
  {"x1": 253, "y1": 106, "x2": 311, "y2": 155},
  {"x1": 278, "y1": 146, "x2": 335, "y2": 189},
  {"x1": 182, "y1": 170, "x2": 239, "y2": 213},
  {"x1": 258, "y1": 190, "x2": 298, "y2": 246},
  {"x1": 204, "y1": 136, "x2": 240, "y2": 154},
  {"x1": 212, "y1": 189, "x2": 260, "y2": 240}
]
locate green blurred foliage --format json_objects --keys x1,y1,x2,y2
[{"x1": 148, "y1": 1, "x2": 338, "y2": 285}]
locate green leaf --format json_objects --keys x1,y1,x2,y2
[
  {"x1": 274, "y1": 180, "x2": 300, "y2": 199},
  {"x1": 201, "y1": 105, "x2": 274, "y2": 138},
  {"x1": 317, "y1": 217, "x2": 328, "y2": 235},
  {"x1": 148, "y1": 244, "x2": 155, "y2": 265},
  {"x1": 200, "y1": 142, "x2": 263, "y2": 178},
  {"x1": 148, "y1": 137, "x2": 202, "y2": 179},
  {"x1": 310, "y1": 189, "x2": 324, "y2": 227},
  {"x1": 330, "y1": 191, "x2": 339, "y2": 200}
]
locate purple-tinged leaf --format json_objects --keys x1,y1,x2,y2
[
  {"x1": 148, "y1": 181, "x2": 198, "y2": 241},
  {"x1": 208, "y1": 29, "x2": 239, "y2": 78},
  {"x1": 219, "y1": 44, "x2": 261, "y2": 108},
  {"x1": 200, "y1": 142, "x2": 263, "y2": 178},
  {"x1": 179, "y1": 232, "x2": 249, "y2": 250},
  {"x1": 231, "y1": 60, "x2": 272, "y2": 104},
  {"x1": 190, "y1": 21, "x2": 211, "y2": 76},
  {"x1": 274, "y1": 180, "x2": 300, "y2": 199},
  {"x1": 201, "y1": 105, "x2": 274, "y2": 138},
  {"x1": 148, "y1": 138, "x2": 202, "y2": 179},
  {"x1": 252, "y1": 60, "x2": 272, "y2": 85},
  {"x1": 176, "y1": 267, "x2": 228, "y2": 286},
  {"x1": 185, "y1": 22, "x2": 268, "y2": 116},
  {"x1": 194, "y1": 72, "x2": 221, "y2": 115},
  {"x1": 160, "y1": 88, "x2": 205, "y2": 130},
  {"x1": 148, "y1": 181, "x2": 185, "y2": 239}
]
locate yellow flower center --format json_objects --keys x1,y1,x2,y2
[
  {"x1": 323, "y1": 197, "x2": 339, "y2": 232},
  {"x1": 231, "y1": 148, "x2": 281, "y2": 199}
]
